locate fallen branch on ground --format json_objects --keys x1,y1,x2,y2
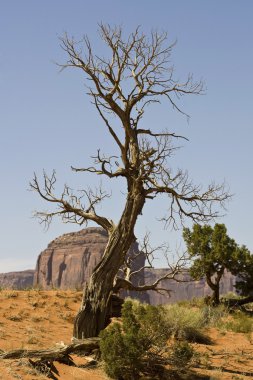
[{"x1": 0, "y1": 338, "x2": 100, "y2": 360}]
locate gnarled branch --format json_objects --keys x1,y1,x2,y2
[
  {"x1": 0, "y1": 338, "x2": 100, "y2": 360},
  {"x1": 115, "y1": 232, "x2": 189, "y2": 296},
  {"x1": 30, "y1": 171, "x2": 114, "y2": 232}
]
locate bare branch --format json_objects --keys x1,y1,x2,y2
[
  {"x1": 0, "y1": 338, "x2": 100, "y2": 360},
  {"x1": 116, "y1": 232, "x2": 189, "y2": 296},
  {"x1": 137, "y1": 128, "x2": 189, "y2": 141},
  {"x1": 30, "y1": 171, "x2": 114, "y2": 232},
  {"x1": 71, "y1": 149, "x2": 127, "y2": 179},
  {"x1": 31, "y1": 24, "x2": 231, "y2": 339},
  {"x1": 32, "y1": 24, "x2": 229, "y2": 255}
]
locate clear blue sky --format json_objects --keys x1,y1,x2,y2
[{"x1": 1, "y1": 1, "x2": 253, "y2": 272}]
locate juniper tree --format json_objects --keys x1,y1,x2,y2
[
  {"x1": 31, "y1": 25, "x2": 229, "y2": 338},
  {"x1": 183, "y1": 223, "x2": 249, "y2": 305}
]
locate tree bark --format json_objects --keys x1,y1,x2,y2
[
  {"x1": 210, "y1": 286, "x2": 220, "y2": 306},
  {"x1": 73, "y1": 188, "x2": 146, "y2": 339},
  {"x1": 0, "y1": 338, "x2": 100, "y2": 360},
  {"x1": 206, "y1": 275, "x2": 220, "y2": 306},
  {"x1": 204, "y1": 268, "x2": 225, "y2": 306}
]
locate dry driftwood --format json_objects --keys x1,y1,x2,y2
[{"x1": 0, "y1": 338, "x2": 100, "y2": 361}]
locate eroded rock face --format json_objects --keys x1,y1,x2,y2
[
  {"x1": 0, "y1": 228, "x2": 237, "y2": 305},
  {"x1": 144, "y1": 268, "x2": 236, "y2": 305},
  {"x1": 33, "y1": 227, "x2": 145, "y2": 292},
  {"x1": 0, "y1": 270, "x2": 34, "y2": 289}
]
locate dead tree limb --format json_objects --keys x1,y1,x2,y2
[
  {"x1": 115, "y1": 233, "x2": 190, "y2": 296},
  {"x1": 0, "y1": 338, "x2": 100, "y2": 360}
]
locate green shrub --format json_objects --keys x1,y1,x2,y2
[
  {"x1": 99, "y1": 300, "x2": 171, "y2": 379},
  {"x1": 169, "y1": 341, "x2": 194, "y2": 369},
  {"x1": 163, "y1": 304, "x2": 206, "y2": 339},
  {"x1": 100, "y1": 322, "x2": 143, "y2": 379},
  {"x1": 202, "y1": 304, "x2": 229, "y2": 327},
  {"x1": 223, "y1": 312, "x2": 253, "y2": 333},
  {"x1": 177, "y1": 297, "x2": 207, "y2": 308}
]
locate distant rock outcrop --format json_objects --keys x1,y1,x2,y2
[
  {"x1": 33, "y1": 227, "x2": 146, "y2": 294},
  {"x1": 144, "y1": 268, "x2": 236, "y2": 305},
  {"x1": 0, "y1": 270, "x2": 34, "y2": 289},
  {"x1": 0, "y1": 228, "x2": 237, "y2": 305}
]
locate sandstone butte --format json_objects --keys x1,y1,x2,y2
[{"x1": 0, "y1": 227, "x2": 236, "y2": 304}]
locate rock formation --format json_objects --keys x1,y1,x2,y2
[
  {"x1": 33, "y1": 227, "x2": 146, "y2": 293},
  {"x1": 0, "y1": 270, "x2": 34, "y2": 289},
  {"x1": 144, "y1": 268, "x2": 236, "y2": 305},
  {"x1": 0, "y1": 227, "x2": 237, "y2": 305}
]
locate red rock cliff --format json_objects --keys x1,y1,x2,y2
[{"x1": 33, "y1": 227, "x2": 145, "y2": 291}]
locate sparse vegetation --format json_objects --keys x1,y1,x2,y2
[
  {"x1": 221, "y1": 311, "x2": 253, "y2": 333},
  {"x1": 202, "y1": 304, "x2": 229, "y2": 327},
  {"x1": 164, "y1": 303, "x2": 206, "y2": 332},
  {"x1": 30, "y1": 315, "x2": 44, "y2": 323},
  {"x1": 169, "y1": 340, "x2": 194, "y2": 369},
  {"x1": 4, "y1": 290, "x2": 18, "y2": 299},
  {"x1": 0, "y1": 290, "x2": 253, "y2": 379}
]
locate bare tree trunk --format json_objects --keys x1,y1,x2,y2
[{"x1": 73, "y1": 190, "x2": 145, "y2": 338}]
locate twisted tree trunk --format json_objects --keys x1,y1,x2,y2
[
  {"x1": 73, "y1": 189, "x2": 145, "y2": 338},
  {"x1": 206, "y1": 271, "x2": 223, "y2": 306}
]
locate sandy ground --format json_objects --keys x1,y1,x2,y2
[
  {"x1": 0, "y1": 290, "x2": 252, "y2": 379},
  {"x1": 0, "y1": 290, "x2": 108, "y2": 380}
]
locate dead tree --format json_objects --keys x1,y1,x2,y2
[{"x1": 31, "y1": 24, "x2": 230, "y2": 338}]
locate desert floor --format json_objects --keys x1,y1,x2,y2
[{"x1": 0, "y1": 290, "x2": 253, "y2": 379}]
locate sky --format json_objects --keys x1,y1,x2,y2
[{"x1": 0, "y1": 1, "x2": 253, "y2": 273}]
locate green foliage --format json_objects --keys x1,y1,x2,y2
[
  {"x1": 169, "y1": 341, "x2": 194, "y2": 369},
  {"x1": 222, "y1": 312, "x2": 253, "y2": 333},
  {"x1": 100, "y1": 322, "x2": 143, "y2": 379},
  {"x1": 183, "y1": 223, "x2": 251, "y2": 303},
  {"x1": 234, "y1": 252, "x2": 253, "y2": 296},
  {"x1": 201, "y1": 304, "x2": 229, "y2": 327},
  {"x1": 99, "y1": 300, "x2": 171, "y2": 379},
  {"x1": 164, "y1": 303, "x2": 212, "y2": 344},
  {"x1": 100, "y1": 298, "x2": 253, "y2": 379},
  {"x1": 164, "y1": 304, "x2": 205, "y2": 333}
]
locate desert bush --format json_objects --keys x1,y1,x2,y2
[
  {"x1": 169, "y1": 340, "x2": 194, "y2": 369},
  {"x1": 7, "y1": 314, "x2": 23, "y2": 322},
  {"x1": 176, "y1": 297, "x2": 206, "y2": 308},
  {"x1": 30, "y1": 315, "x2": 44, "y2": 323},
  {"x1": 221, "y1": 291, "x2": 241, "y2": 300},
  {"x1": 100, "y1": 322, "x2": 143, "y2": 379},
  {"x1": 202, "y1": 304, "x2": 229, "y2": 327},
  {"x1": 100, "y1": 300, "x2": 171, "y2": 379},
  {"x1": 4, "y1": 290, "x2": 18, "y2": 298},
  {"x1": 5, "y1": 309, "x2": 28, "y2": 322},
  {"x1": 163, "y1": 303, "x2": 207, "y2": 341},
  {"x1": 222, "y1": 312, "x2": 253, "y2": 333}
]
